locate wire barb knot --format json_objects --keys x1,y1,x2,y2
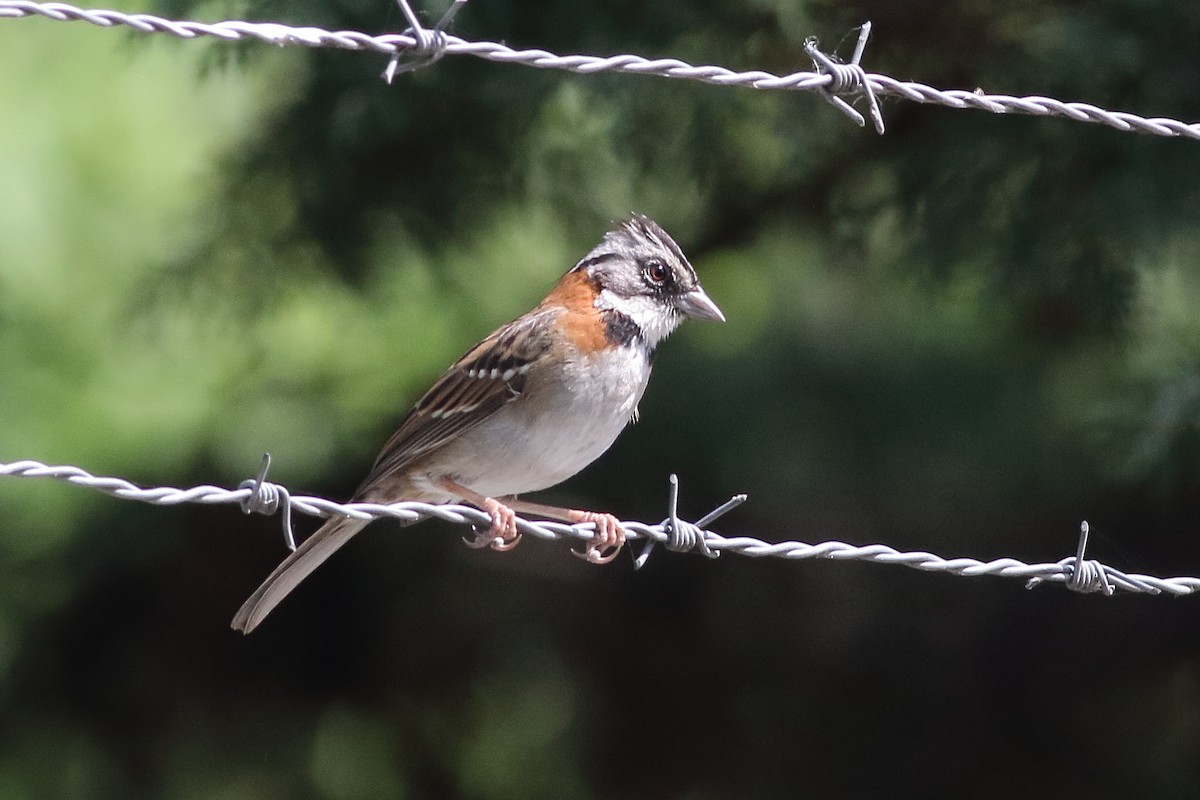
[
  {"x1": 819, "y1": 59, "x2": 864, "y2": 94},
  {"x1": 804, "y1": 22, "x2": 885, "y2": 134},
  {"x1": 237, "y1": 453, "x2": 296, "y2": 551},
  {"x1": 634, "y1": 475, "x2": 746, "y2": 569},
  {"x1": 383, "y1": 0, "x2": 466, "y2": 83},
  {"x1": 1065, "y1": 555, "x2": 1114, "y2": 595},
  {"x1": 1025, "y1": 521, "x2": 1122, "y2": 595},
  {"x1": 664, "y1": 516, "x2": 709, "y2": 554}
]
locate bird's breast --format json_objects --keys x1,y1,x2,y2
[{"x1": 437, "y1": 344, "x2": 652, "y2": 497}]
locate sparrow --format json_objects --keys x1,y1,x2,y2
[{"x1": 232, "y1": 213, "x2": 724, "y2": 633}]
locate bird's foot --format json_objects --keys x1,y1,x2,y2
[
  {"x1": 463, "y1": 496, "x2": 522, "y2": 551},
  {"x1": 569, "y1": 511, "x2": 625, "y2": 564}
]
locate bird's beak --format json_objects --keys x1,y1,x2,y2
[{"x1": 676, "y1": 286, "x2": 725, "y2": 322}]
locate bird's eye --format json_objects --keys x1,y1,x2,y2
[{"x1": 643, "y1": 259, "x2": 670, "y2": 285}]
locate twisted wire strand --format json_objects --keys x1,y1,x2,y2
[
  {"x1": 2, "y1": 0, "x2": 1198, "y2": 140},
  {"x1": 4, "y1": 458, "x2": 1198, "y2": 597}
]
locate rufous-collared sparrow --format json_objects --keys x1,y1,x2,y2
[{"x1": 232, "y1": 213, "x2": 724, "y2": 633}]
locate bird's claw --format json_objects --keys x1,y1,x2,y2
[
  {"x1": 570, "y1": 511, "x2": 624, "y2": 565},
  {"x1": 571, "y1": 543, "x2": 621, "y2": 564},
  {"x1": 489, "y1": 531, "x2": 522, "y2": 552},
  {"x1": 462, "y1": 497, "x2": 521, "y2": 551}
]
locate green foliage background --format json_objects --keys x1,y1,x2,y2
[{"x1": 2, "y1": 0, "x2": 1200, "y2": 796}]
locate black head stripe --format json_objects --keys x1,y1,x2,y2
[
  {"x1": 622, "y1": 214, "x2": 696, "y2": 281},
  {"x1": 571, "y1": 251, "x2": 622, "y2": 274}
]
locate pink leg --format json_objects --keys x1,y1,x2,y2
[
  {"x1": 503, "y1": 498, "x2": 626, "y2": 565},
  {"x1": 438, "y1": 479, "x2": 521, "y2": 552}
]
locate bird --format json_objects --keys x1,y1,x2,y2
[{"x1": 231, "y1": 213, "x2": 724, "y2": 633}]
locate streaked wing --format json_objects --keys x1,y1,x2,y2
[{"x1": 354, "y1": 307, "x2": 557, "y2": 495}]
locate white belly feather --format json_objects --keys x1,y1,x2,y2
[{"x1": 430, "y1": 344, "x2": 651, "y2": 498}]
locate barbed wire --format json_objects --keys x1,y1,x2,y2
[
  {"x1": 4, "y1": 457, "x2": 1198, "y2": 597},
  {"x1": 2, "y1": 0, "x2": 1199, "y2": 140}
]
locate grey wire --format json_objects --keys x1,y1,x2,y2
[
  {"x1": 2, "y1": 1, "x2": 1198, "y2": 139},
  {"x1": 4, "y1": 458, "x2": 1198, "y2": 597}
]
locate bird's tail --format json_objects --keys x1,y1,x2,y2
[{"x1": 231, "y1": 514, "x2": 370, "y2": 634}]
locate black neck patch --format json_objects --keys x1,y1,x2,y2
[{"x1": 602, "y1": 309, "x2": 645, "y2": 348}]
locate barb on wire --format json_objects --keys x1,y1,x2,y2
[
  {"x1": 237, "y1": 453, "x2": 295, "y2": 551},
  {"x1": 804, "y1": 22, "x2": 885, "y2": 134},
  {"x1": 382, "y1": 0, "x2": 465, "y2": 83},
  {"x1": 1, "y1": 1, "x2": 1198, "y2": 139},
  {"x1": 4, "y1": 457, "x2": 1200, "y2": 598},
  {"x1": 633, "y1": 473, "x2": 741, "y2": 569},
  {"x1": 1025, "y1": 521, "x2": 1160, "y2": 595}
]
